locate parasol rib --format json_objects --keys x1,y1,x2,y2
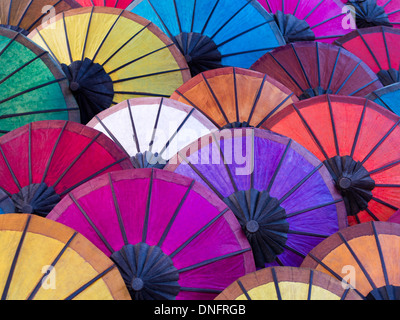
[
  {"x1": 145, "y1": 0, "x2": 174, "y2": 38},
  {"x1": 371, "y1": 197, "x2": 398, "y2": 211},
  {"x1": 16, "y1": 0, "x2": 34, "y2": 28},
  {"x1": 64, "y1": 264, "x2": 116, "y2": 300},
  {"x1": 101, "y1": 22, "x2": 151, "y2": 67},
  {"x1": 326, "y1": 49, "x2": 341, "y2": 93},
  {"x1": 28, "y1": 124, "x2": 32, "y2": 184},
  {"x1": 237, "y1": 279, "x2": 252, "y2": 300},
  {"x1": 286, "y1": 199, "x2": 343, "y2": 218},
  {"x1": 111, "y1": 68, "x2": 188, "y2": 84},
  {"x1": 70, "y1": 193, "x2": 115, "y2": 254},
  {"x1": 0, "y1": 33, "x2": 19, "y2": 57},
  {"x1": 142, "y1": 169, "x2": 154, "y2": 243},
  {"x1": 148, "y1": 98, "x2": 163, "y2": 153},
  {"x1": 25, "y1": 0, "x2": 64, "y2": 33},
  {"x1": 221, "y1": 47, "x2": 278, "y2": 58},
  {"x1": 233, "y1": 68, "x2": 239, "y2": 122},
  {"x1": 247, "y1": 74, "x2": 267, "y2": 124},
  {"x1": 350, "y1": 100, "x2": 368, "y2": 158},
  {"x1": 303, "y1": 0, "x2": 324, "y2": 20},
  {"x1": 309, "y1": 13, "x2": 344, "y2": 29},
  {"x1": 41, "y1": 122, "x2": 67, "y2": 184},
  {"x1": 202, "y1": 73, "x2": 229, "y2": 124},
  {"x1": 62, "y1": 12, "x2": 73, "y2": 65},
  {"x1": 172, "y1": 0, "x2": 182, "y2": 34},
  {"x1": 82, "y1": 7, "x2": 95, "y2": 61},
  {"x1": 287, "y1": 230, "x2": 329, "y2": 238},
  {"x1": 157, "y1": 180, "x2": 195, "y2": 248},
  {"x1": 127, "y1": 100, "x2": 141, "y2": 153},
  {"x1": 291, "y1": 44, "x2": 312, "y2": 89},
  {"x1": 266, "y1": 139, "x2": 293, "y2": 193},
  {"x1": 327, "y1": 95, "x2": 340, "y2": 155},
  {"x1": 179, "y1": 287, "x2": 222, "y2": 294},
  {"x1": 177, "y1": 248, "x2": 251, "y2": 273},
  {"x1": 256, "y1": 93, "x2": 295, "y2": 128},
  {"x1": 271, "y1": 267, "x2": 282, "y2": 300},
  {"x1": 27, "y1": 231, "x2": 78, "y2": 300},
  {"x1": 349, "y1": 79, "x2": 380, "y2": 96},
  {"x1": 0, "y1": 145, "x2": 22, "y2": 191},
  {"x1": 52, "y1": 132, "x2": 102, "y2": 189},
  {"x1": 34, "y1": 29, "x2": 61, "y2": 65},
  {"x1": 0, "y1": 108, "x2": 79, "y2": 120},
  {"x1": 169, "y1": 208, "x2": 228, "y2": 258},
  {"x1": 109, "y1": 174, "x2": 129, "y2": 246},
  {"x1": 1, "y1": 215, "x2": 31, "y2": 300},
  {"x1": 307, "y1": 269, "x2": 314, "y2": 300},
  {"x1": 334, "y1": 61, "x2": 362, "y2": 94},
  {"x1": 94, "y1": 115, "x2": 129, "y2": 157}
]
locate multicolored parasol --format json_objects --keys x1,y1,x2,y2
[
  {"x1": 170, "y1": 67, "x2": 298, "y2": 130},
  {"x1": 338, "y1": 0, "x2": 400, "y2": 29},
  {"x1": 265, "y1": 94, "x2": 400, "y2": 226},
  {"x1": 165, "y1": 128, "x2": 347, "y2": 268},
  {"x1": 0, "y1": 214, "x2": 130, "y2": 300},
  {"x1": 0, "y1": 0, "x2": 80, "y2": 35},
  {"x1": 48, "y1": 169, "x2": 255, "y2": 300},
  {"x1": 0, "y1": 27, "x2": 80, "y2": 136},
  {"x1": 0, "y1": 120, "x2": 133, "y2": 217},
  {"x1": 251, "y1": 41, "x2": 382, "y2": 100},
  {"x1": 257, "y1": 0, "x2": 352, "y2": 43},
  {"x1": 215, "y1": 266, "x2": 362, "y2": 300},
  {"x1": 126, "y1": 0, "x2": 286, "y2": 76},
  {"x1": 335, "y1": 26, "x2": 400, "y2": 86},
  {"x1": 301, "y1": 221, "x2": 400, "y2": 300},
  {"x1": 86, "y1": 97, "x2": 216, "y2": 169},
  {"x1": 28, "y1": 7, "x2": 190, "y2": 124},
  {"x1": 366, "y1": 83, "x2": 400, "y2": 116}
]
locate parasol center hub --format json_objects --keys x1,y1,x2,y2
[
  {"x1": 21, "y1": 204, "x2": 33, "y2": 214},
  {"x1": 246, "y1": 220, "x2": 260, "y2": 233},
  {"x1": 339, "y1": 177, "x2": 352, "y2": 190},
  {"x1": 131, "y1": 277, "x2": 144, "y2": 291},
  {"x1": 70, "y1": 81, "x2": 80, "y2": 92}
]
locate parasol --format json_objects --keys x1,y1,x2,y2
[
  {"x1": 0, "y1": 120, "x2": 132, "y2": 217},
  {"x1": 257, "y1": 0, "x2": 352, "y2": 43},
  {"x1": 265, "y1": 94, "x2": 400, "y2": 226},
  {"x1": 165, "y1": 128, "x2": 347, "y2": 269},
  {"x1": 0, "y1": 27, "x2": 80, "y2": 136},
  {"x1": 366, "y1": 83, "x2": 400, "y2": 116},
  {"x1": 338, "y1": 0, "x2": 400, "y2": 29},
  {"x1": 27, "y1": 7, "x2": 190, "y2": 124},
  {"x1": 126, "y1": 0, "x2": 286, "y2": 77},
  {"x1": 0, "y1": 0, "x2": 80, "y2": 35},
  {"x1": 335, "y1": 26, "x2": 400, "y2": 86},
  {"x1": 170, "y1": 67, "x2": 298, "y2": 130},
  {"x1": 74, "y1": 0, "x2": 135, "y2": 8},
  {"x1": 86, "y1": 97, "x2": 217, "y2": 169},
  {"x1": 251, "y1": 41, "x2": 382, "y2": 100},
  {"x1": 301, "y1": 221, "x2": 400, "y2": 300},
  {"x1": 215, "y1": 266, "x2": 362, "y2": 300},
  {"x1": 0, "y1": 214, "x2": 130, "y2": 300},
  {"x1": 47, "y1": 168, "x2": 255, "y2": 300}
]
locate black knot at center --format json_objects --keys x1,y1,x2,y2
[
  {"x1": 222, "y1": 121, "x2": 254, "y2": 129},
  {"x1": 11, "y1": 183, "x2": 61, "y2": 217},
  {"x1": 131, "y1": 151, "x2": 168, "y2": 169},
  {"x1": 223, "y1": 189, "x2": 289, "y2": 268},
  {"x1": 347, "y1": 0, "x2": 392, "y2": 28},
  {"x1": 61, "y1": 58, "x2": 114, "y2": 124},
  {"x1": 323, "y1": 155, "x2": 375, "y2": 217},
  {"x1": 172, "y1": 32, "x2": 222, "y2": 77},
  {"x1": 110, "y1": 243, "x2": 180, "y2": 300}
]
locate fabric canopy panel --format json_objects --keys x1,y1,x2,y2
[
  {"x1": 257, "y1": 0, "x2": 351, "y2": 43},
  {"x1": 338, "y1": 0, "x2": 400, "y2": 29},
  {"x1": 75, "y1": 0, "x2": 135, "y2": 8},
  {"x1": 86, "y1": 97, "x2": 217, "y2": 169},
  {"x1": 215, "y1": 266, "x2": 362, "y2": 300},
  {"x1": 251, "y1": 41, "x2": 383, "y2": 100},
  {"x1": 301, "y1": 221, "x2": 400, "y2": 300},
  {"x1": 165, "y1": 128, "x2": 347, "y2": 269},
  {"x1": 0, "y1": 120, "x2": 132, "y2": 217},
  {"x1": 170, "y1": 67, "x2": 298, "y2": 130},
  {"x1": 0, "y1": 27, "x2": 80, "y2": 136},
  {"x1": 27, "y1": 7, "x2": 190, "y2": 124},
  {"x1": 0, "y1": 214, "x2": 130, "y2": 300},
  {"x1": 0, "y1": 0, "x2": 80, "y2": 35},
  {"x1": 335, "y1": 26, "x2": 400, "y2": 86},
  {"x1": 48, "y1": 169, "x2": 255, "y2": 300},
  {"x1": 126, "y1": 0, "x2": 286, "y2": 77},
  {"x1": 366, "y1": 83, "x2": 400, "y2": 116},
  {"x1": 265, "y1": 95, "x2": 400, "y2": 226}
]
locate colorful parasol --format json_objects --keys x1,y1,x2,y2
[
  {"x1": 126, "y1": 0, "x2": 286, "y2": 77},
  {"x1": 0, "y1": 0, "x2": 80, "y2": 35},
  {"x1": 335, "y1": 26, "x2": 400, "y2": 86},
  {"x1": 28, "y1": 7, "x2": 190, "y2": 124},
  {"x1": 338, "y1": 0, "x2": 400, "y2": 29},
  {"x1": 251, "y1": 41, "x2": 382, "y2": 100},
  {"x1": 48, "y1": 169, "x2": 255, "y2": 300},
  {"x1": 165, "y1": 128, "x2": 347, "y2": 269},
  {"x1": 0, "y1": 27, "x2": 80, "y2": 136},
  {"x1": 170, "y1": 67, "x2": 298, "y2": 130},
  {"x1": 257, "y1": 0, "x2": 351, "y2": 43},
  {"x1": 301, "y1": 221, "x2": 400, "y2": 300},
  {"x1": 86, "y1": 97, "x2": 216, "y2": 169},
  {"x1": 0, "y1": 120, "x2": 133, "y2": 217},
  {"x1": 0, "y1": 214, "x2": 130, "y2": 300},
  {"x1": 215, "y1": 266, "x2": 362, "y2": 300},
  {"x1": 265, "y1": 94, "x2": 400, "y2": 226},
  {"x1": 366, "y1": 83, "x2": 400, "y2": 116},
  {"x1": 74, "y1": 0, "x2": 135, "y2": 8}
]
